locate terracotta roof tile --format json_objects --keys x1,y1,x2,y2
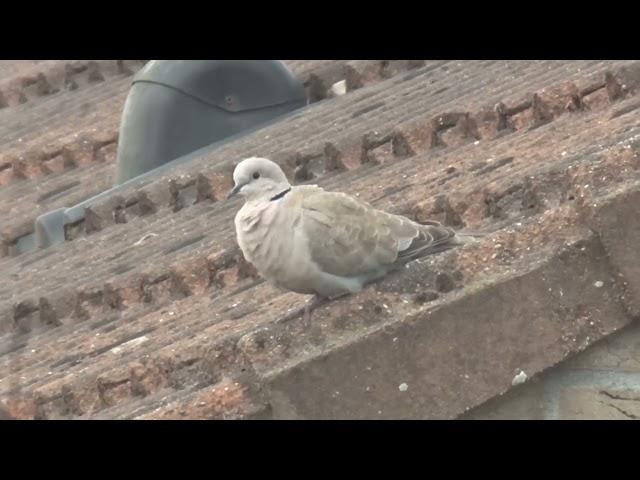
[{"x1": 1, "y1": 60, "x2": 640, "y2": 418}]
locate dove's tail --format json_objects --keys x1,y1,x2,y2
[
  {"x1": 452, "y1": 231, "x2": 488, "y2": 245},
  {"x1": 457, "y1": 231, "x2": 488, "y2": 238}
]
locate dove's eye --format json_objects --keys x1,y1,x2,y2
[{"x1": 252, "y1": 172, "x2": 260, "y2": 179}]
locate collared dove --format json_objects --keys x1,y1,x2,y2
[{"x1": 227, "y1": 157, "x2": 474, "y2": 322}]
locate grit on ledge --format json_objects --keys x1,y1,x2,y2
[{"x1": 1, "y1": 60, "x2": 640, "y2": 419}]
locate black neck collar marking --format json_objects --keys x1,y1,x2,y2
[{"x1": 270, "y1": 187, "x2": 291, "y2": 202}]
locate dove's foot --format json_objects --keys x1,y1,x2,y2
[
  {"x1": 280, "y1": 294, "x2": 327, "y2": 327},
  {"x1": 302, "y1": 292, "x2": 357, "y2": 327},
  {"x1": 280, "y1": 291, "x2": 354, "y2": 327},
  {"x1": 302, "y1": 302, "x2": 312, "y2": 328},
  {"x1": 302, "y1": 295, "x2": 331, "y2": 328}
]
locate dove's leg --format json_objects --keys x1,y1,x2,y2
[
  {"x1": 301, "y1": 291, "x2": 354, "y2": 326},
  {"x1": 281, "y1": 291, "x2": 352, "y2": 327},
  {"x1": 280, "y1": 294, "x2": 325, "y2": 326},
  {"x1": 302, "y1": 295, "x2": 325, "y2": 327}
]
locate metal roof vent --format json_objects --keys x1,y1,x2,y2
[
  {"x1": 114, "y1": 60, "x2": 307, "y2": 184},
  {"x1": 14, "y1": 60, "x2": 307, "y2": 255}
]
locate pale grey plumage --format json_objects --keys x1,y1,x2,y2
[{"x1": 229, "y1": 157, "x2": 469, "y2": 299}]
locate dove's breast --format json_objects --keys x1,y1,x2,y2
[{"x1": 235, "y1": 200, "x2": 319, "y2": 295}]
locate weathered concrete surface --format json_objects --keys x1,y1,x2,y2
[
  {"x1": 558, "y1": 386, "x2": 640, "y2": 419},
  {"x1": 461, "y1": 378, "x2": 548, "y2": 420},
  {"x1": 137, "y1": 377, "x2": 266, "y2": 420},
  {"x1": 580, "y1": 183, "x2": 640, "y2": 318},
  {"x1": 258, "y1": 232, "x2": 632, "y2": 419},
  {"x1": 464, "y1": 183, "x2": 640, "y2": 420}
]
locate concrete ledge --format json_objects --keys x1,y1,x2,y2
[
  {"x1": 580, "y1": 181, "x2": 640, "y2": 318},
  {"x1": 244, "y1": 229, "x2": 631, "y2": 419}
]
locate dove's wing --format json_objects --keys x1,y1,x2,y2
[{"x1": 299, "y1": 188, "x2": 457, "y2": 278}]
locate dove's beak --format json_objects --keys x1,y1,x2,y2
[{"x1": 226, "y1": 184, "x2": 242, "y2": 200}]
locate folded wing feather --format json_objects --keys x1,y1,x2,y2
[{"x1": 300, "y1": 189, "x2": 458, "y2": 278}]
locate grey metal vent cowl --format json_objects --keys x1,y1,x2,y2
[
  {"x1": 16, "y1": 60, "x2": 307, "y2": 256},
  {"x1": 114, "y1": 60, "x2": 306, "y2": 184}
]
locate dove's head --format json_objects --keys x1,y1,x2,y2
[{"x1": 227, "y1": 157, "x2": 291, "y2": 201}]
